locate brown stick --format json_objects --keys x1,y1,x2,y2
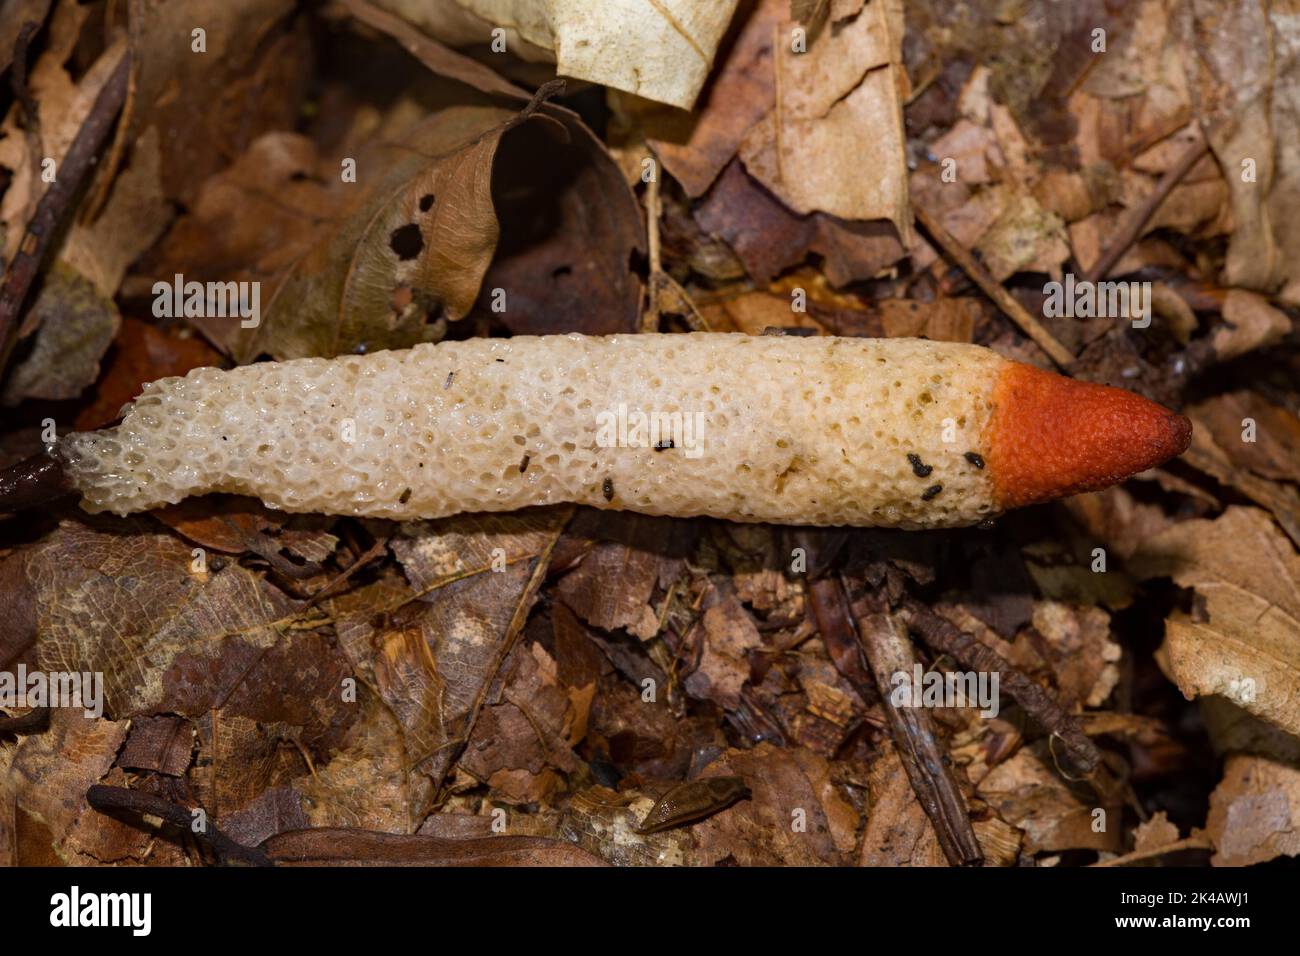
[
  {"x1": 899, "y1": 597, "x2": 1102, "y2": 774},
  {"x1": 1081, "y1": 136, "x2": 1209, "y2": 285},
  {"x1": 86, "y1": 784, "x2": 271, "y2": 867},
  {"x1": 0, "y1": 46, "x2": 130, "y2": 376},
  {"x1": 913, "y1": 203, "x2": 1075, "y2": 369},
  {"x1": 0, "y1": 706, "x2": 50, "y2": 735},
  {"x1": 843, "y1": 582, "x2": 984, "y2": 866},
  {"x1": 0, "y1": 451, "x2": 73, "y2": 513}
]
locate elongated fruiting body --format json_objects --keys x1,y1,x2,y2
[{"x1": 56, "y1": 334, "x2": 1191, "y2": 529}]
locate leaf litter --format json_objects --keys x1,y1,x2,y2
[{"x1": 0, "y1": 0, "x2": 1299, "y2": 870}]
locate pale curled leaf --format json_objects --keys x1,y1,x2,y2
[
  {"x1": 1205, "y1": 754, "x2": 1300, "y2": 866},
  {"x1": 371, "y1": 0, "x2": 744, "y2": 109},
  {"x1": 1132, "y1": 506, "x2": 1300, "y2": 737},
  {"x1": 737, "y1": 0, "x2": 911, "y2": 236}
]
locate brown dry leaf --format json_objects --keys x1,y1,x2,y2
[
  {"x1": 0, "y1": 0, "x2": 52, "y2": 76},
  {"x1": 698, "y1": 290, "x2": 826, "y2": 336},
  {"x1": 683, "y1": 595, "x2": 764, "y2": 710},
  {"x1": 978, "y1": 744, "x2": 1123, "y2": 855},
  {"x1": 928, "y1": 119, "x2": 1001, "y2": 186},
  {"x1": 908, "y1": 174, "x2": 1010, "y2": 273},
  {"x1": 61, "y1": 126, "x2": 172, "y2": 299},
  {"x1": 218, "y1": 786, "x2": 310, "y2": 847},
  {"x1": 877, "y1": 297, "x2": 979, "y2": 342},
  {"x1": 559, "y1": 784, "x2": 696, "y2": 865},
  {"x1": 371, "y1": 0, "x2": 743, "y2": 109},
  {"x1": 293, "y1": 691, "x2": 435, "y2": 832},
  {"x1": 457, "y1": 641, "x2": 585, "y2": 802},
  {"x1": 152, "y1": 495, "x2": 340, "y2": 578},
  {"x1": 739, "y1": 0, "x2": 911, "y2": 238},
  {"x1": 860, "y1": 744, "x2": 951, "y2": 865},
  {"x1": 342, "y1": 0, "x2": 645, "y2": 336},
  {"x1": 157, "y1": 98, "x2": 523, "y2": 361},
  {"x1": 1131, "y1": 506, "x2": 1300, "y2": 737},
  {"x1": 1061, "y1": 485, "x2": 1181, "y2": 562},
  {"x1": 1211, "y1": 289, "x2": 1293, "y2": 364},
  {"x1": 555, "y1": 513, "x2": 684, "y2": 638},
  {"x1": 861, "y1": 745, "x2": 1022, "y2": 866},
  {"x1": 1190, "y1": 0, "x2": 1300, "y2": 304},
  {"x1": 1188, "y1": 390, "x2": 1300, "y2": 485},
  {"x1": 1205, "y1": 754, "x2": 1300, "y2": 866},
  {"x1": 113, "y1": 0, "x2": 307, "y2": 206},
  {"x1": 0, "y1": 709, "x2": 128, "y2": 865},
  {"x1": 630, "y1": 0, "x2": 783, "y2": 198},
  {"x1": 973, "y1": 190, "x2": 1070, "y2": 282},
  {"x1": 1133, "y1": 810, "x2": 1181, "y2": 853},
  {"x1": 1, "y1": 263, "x2": 119, "y2": 406},
  {"x1": 686, "y1": 743, "x2": 858, "y2": 865},
  {"x1": 328, "y1": 508, "x2": 569, "y2": 798},
  {"x1": 476, "y1": 117, "x2": 644, "y2": 336},
  {"x1": 1031, "y1": 602, "x2": 1121, "y2": 709},
  {"x1": 1181, "y1": 419, "x2": 1300, "y2": 550},
  {"x1": 694, "y1": 158, "x2": 904, "y2": 286},
  {"x1": 118, "y1": 714, "x2": 195, "y2": 776},
  {"x1": 192, "y1": 711, "x2": 308, "y2": 821},
  {"x1": 1078, "y1": 0, "x2": 1192, "y2": 147},
  {"x1": 23, "y1": 518, "x2": 357, "y2": 725},
  {"x1": 0, "y1": 0, "x2": 103, "y2": 262}
]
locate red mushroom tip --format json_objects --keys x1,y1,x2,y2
[{"x1": 987, "y1": 361, "x2": 1193, "y2": 509}]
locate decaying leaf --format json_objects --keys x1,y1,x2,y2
[
  {"x1": 1205, "y1": 754, "x2": 1300, "y2": 866},
  {"x1": 738, "y1": 0, "x2": 911, "y2": 237},
  {"x1": 1, "y1": 264, "x2": 119, "y2": 406},
  {"x1": 156, "y1": 102, "x2": 525, "y2": 361},
  {"x1": 0, "y1": 709, "x2": 128, "y2": 865},
  {"x1": 23, "y1": 518, "x2": 352, "y2": 731},
  {"x1": 1132, "y1": 506, "x2": 1300, "y2": 737},
  {"x1": 328, "y1": 508, "x2": 569, "y2": 800}
]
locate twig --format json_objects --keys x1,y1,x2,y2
[
  {"x1": 899, "y1": 597, "x2": 1102, "y2": 774},
  {"x1": 86, "y1": 784, "x2": 271, "y2": 867},
  {"x1": 0, "y1": 451, "x2": 73, "y2": 513},
  {"x1": 0, "y1": 46, "x2": 130, "y2": 376},
  {"x1": 1081, "y1": 135, "x2": 1209, "y2": 285},
  {"x1": 302, "y1": 536, "x2": 389, "y2": 609},
  {"x1": 843, "y1": 581, "x2": 984, "y2": 866},
  {"x1": 913, "y1": 203, "x2": 1075, "y2": 369},
  {"x1": 1091, "y1": 833, "x2": 1214, "y2": 867},
  {"x1": 642, "y1": 168, "x2": 662, "y2": 331},
  {"x1": 0, "y1": 706, "x2": 50, "y2": 735},
  {"x1": 11, "y1": 22, "x2": 42, "y2": 141}
]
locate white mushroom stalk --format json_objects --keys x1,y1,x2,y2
[{"x1": 55, "y1": 333, "x2": 1192, "y2": 529}]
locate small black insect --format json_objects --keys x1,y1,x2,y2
[
  {"x1": 907, "y1": 453, "x2": 933, "y2": 478},
  {"x1": 964, "y1": 452, "x2": 985, "y2": 469},
  {"x1": 398, "y1": 487, "x2": 412, "y2": 504},
  {"x1": 921, "y1": 483, "x2": 943, "y2": 501},
  {"x1": 519, "y1": 454, "x2": 530, "y2": 473},
  {"x1": 654, "y1": 439, "x2": 675, "y2": 451},
  {"x1": 603, "y1": 477, "x2": 615, "y2": 501}
]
